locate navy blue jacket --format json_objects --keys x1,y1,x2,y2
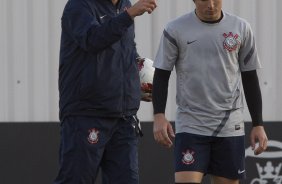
[{"x1": 59, "y1": 0, "x2": 141, "y2": 121}]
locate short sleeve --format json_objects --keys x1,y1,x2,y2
[
  {"x1": 238, "y1": 22, "x2": 262, "y2": 71},
  {"x1": 153, "y1": 24, "x2": 179, "y2": 71}
]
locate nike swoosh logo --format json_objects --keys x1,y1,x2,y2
[
  {"x1": 238, "y1": 169, "x2": 245, "y2": 174},
  {"x1": 100, "y1": 15, "x2": 107, "y2": 19},
  {"x1": 187, "y1": 40, "x2": 197, "y2": 44}
]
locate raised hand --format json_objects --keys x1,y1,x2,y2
[{"x1": 127, "y1": 0, "x2": 157, "y2": 18}]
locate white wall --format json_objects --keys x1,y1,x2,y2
[{"x1": 0, "y1": 0, "x2": 281, "y2": 122}]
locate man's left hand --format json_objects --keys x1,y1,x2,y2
[{"x1": 250, "y1": 126, "x2": 268, "y2": 155}]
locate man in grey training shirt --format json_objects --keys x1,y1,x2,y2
[{"x1": 152, "y1": 0, "x2": 268, "y2": 184}]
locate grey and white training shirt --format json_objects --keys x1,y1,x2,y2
[{"x1": 153, "y1": 11, "x2": 261, "y2": 137}]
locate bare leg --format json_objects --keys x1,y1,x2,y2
[
  {"x1": 175, "y1": 171, "x2": 204, "y2": 183},
  {"x1": 211, "y1": 175, "x2": 239, "y2": 184}
]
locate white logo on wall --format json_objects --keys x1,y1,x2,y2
[{"x1": 245, "y1": 140, "x2": 282, "y2": 184}]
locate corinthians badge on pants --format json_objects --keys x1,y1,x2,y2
[{"x1": 88, "y1": 128, "x2": 99, "y2": 144}]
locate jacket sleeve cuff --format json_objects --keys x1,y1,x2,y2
[{"x1": 117, "y1": 11, "x2": 134, "y2": 28}]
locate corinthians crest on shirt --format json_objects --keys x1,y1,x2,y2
[
  {"x1": 223, "y1": 32, "x2": 241, "y2": 52},
  {"x1": 88, "y1": 128, "x2": 99, "y2": 144}
]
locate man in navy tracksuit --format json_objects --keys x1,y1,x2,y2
[{"x1": 54, "y1": 0, "x2": 157, "y2": 183}]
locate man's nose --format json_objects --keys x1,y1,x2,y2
[{"x1": 207, "y1": 0, "x2": 215, "y2": 9}]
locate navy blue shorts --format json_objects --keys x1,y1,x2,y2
[
  {"x1": 174, "y1": 133, "x2": 246, "y2": 179},
  {"x1": 53, "y1": 115, "x2": 140, "y2": 184}
]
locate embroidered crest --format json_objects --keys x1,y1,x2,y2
[
  {"x1": 88, "y1": 128, "x2": 99, "y2": 144},
  {"x1": 223, "y1": 32, "x2": 241, "y2": 52},
  {"x1": 182, "y1": 150, "x2": 195, "y2": 165}
]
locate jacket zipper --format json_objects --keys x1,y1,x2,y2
[
  {"x1": 113, "y1": 1, "x2": 126, "y2": 117},
  {"x1": 116, "y1": 6, "x2": 127, "y2": 117}
]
